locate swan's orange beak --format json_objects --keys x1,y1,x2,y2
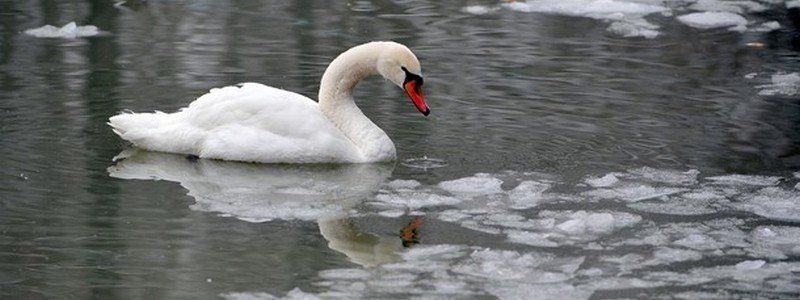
[{"x1": 404, "y1": 79, "x2": 429, "y2": 116}]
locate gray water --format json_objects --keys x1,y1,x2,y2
[{"x1": 2, "y1": 0, "x2": 800, "y2": 299}]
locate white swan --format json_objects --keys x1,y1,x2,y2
[{"x1": 108, "y1": 41, "x2": 429, "y2": 164}]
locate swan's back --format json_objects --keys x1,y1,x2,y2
[{"x1": 109, "y1": 83, "x2": 361, "y2": 163}]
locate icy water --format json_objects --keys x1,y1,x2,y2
[{"x1": 2, "y1": 0, "x2": 800, "y2": 299}]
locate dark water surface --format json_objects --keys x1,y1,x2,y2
[{"x1": 2, "y1": 0, "x2": 800, "y2": 299}]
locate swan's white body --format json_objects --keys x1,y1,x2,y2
[{"x1": 109, "y1": 41, "x2": 425, "y2": 163}]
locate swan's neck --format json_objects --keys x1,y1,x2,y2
[{"x1": 318, "y1": 45, "x2": 395, "y2": 161}]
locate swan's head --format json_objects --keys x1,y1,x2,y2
[{"x1": 376, "y1": 42, "x2": 430, "y2": 116}]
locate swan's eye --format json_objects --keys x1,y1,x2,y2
[{"x1": 401, "y1": 66, "x2": 423, "y2": 86}]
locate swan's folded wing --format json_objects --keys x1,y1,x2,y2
[{"x1": 110, "y1": 83, "x2": 361, "y2": 163}]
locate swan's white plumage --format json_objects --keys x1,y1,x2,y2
[
  {"x1": 109, "y1": 83, "x2": 361, "y2": 163},
  {"x1": 109, "y1": 41, "x2": 423, "y2": 164}
]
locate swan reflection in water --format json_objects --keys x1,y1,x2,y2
[{"x1": 108, "y1": 149, "x2": 416, "y2": 268}]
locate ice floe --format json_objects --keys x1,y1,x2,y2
[
  {"x1": 677, "y1": 11, "x2": 748, "y2": 31},
  {"x1": 749, "y1": 21, "x2": 781, "y2": 32},
  {"x1": 24, "y1": 22, "x2": 101, "y2": 38},
  {"x1": 437, "y1": 173, "x2": 504, "y2": 196},
  {"x1": 463, "y1": 0, "x2": 788, "y2": 38},
  {"x1": 755, "y1": 72, "x2": 800, "y2": 96}
]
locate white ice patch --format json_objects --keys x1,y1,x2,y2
[
  {"x1": 584, "y1": 173, "x2": 620, "y2": 187},
  {"x1": 438, "y1": 173, "x2": 503, "y2": 197},
  {"x1": 583, "y1": 185, "x2": 687, "y2": 202},
  {"x1": 736, "y1": 187, "x2": 800, "y2": 222},
  {"x1": 750, "y1": 226, "x2": 800, "y2": 259},
  {"x1": 627, "y1": 186, "x2": 730, "y2": 215},
  {"x1": 507, "y1": 210, "x2": 641, "y2": 247},
  {"x1": 706, "y1": 174, "x2": 781, "y2": 186},
  {"x1": 501, "y1": 0, "x2": 668, "y2": 38},
  {"x1": 749, "y1": 21, "x2": 780, "y2": 32},
  {"x1": 755, "y1": 73, "x2": 800, "y2": 96},
  {"x1": 385, "y1": 179, "x2": 421, "y2": 190},
  {"x1": 508, "y1": 180, "x2": 552, "y2": 209},
  {"x1": 24, "y1": 22, "x2": 101, "y2": 38},
  {"x1": 688, "y1": 0, "x2": 767, "y2": 14},
  {"x1": 677, "y1": 11, "x2": 748, "y2": 32},
  {"x1": 464, "y1": 0, "x2": 787, "y2": 38},
  {"x1": 788, "y1": 0, "x2": 800, "y2": 9},
  {"x1": 374, "y1": 192, "x2": 462, "y2": 209},
  {"x1": 462, "y1": 5, "x2": 499, "y2": 15}
]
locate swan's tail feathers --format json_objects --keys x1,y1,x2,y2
[
  {"x1": 108, "y1": 111, "x2": 184, "y2": 151},
  {"x1": 109, "y1": 111, "x2": 163, "y2": 136}
]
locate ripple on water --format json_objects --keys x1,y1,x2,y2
[{"x1": 400, "y1": 156, "x2": 448, "y2": 170}]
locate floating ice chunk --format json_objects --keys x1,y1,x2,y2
[
  {"x1": 652, "y1": 247, "x2": 702, "y2": 264},
  {"x1": 24, "y1": 22, "x2": 101, "y2": 38},
  {"x1": 462, "y1": 5, "x2": 498, "y2": 15},
  {"x1": 508, "y1": 180, "x2": 551, "y2": 209},
  {"x1": 507, "y1": 230, "x2": 561, "y2": 247},
  {"x1": 688, "y1": 0, "x2": 767, "y2": 14},
  {"x1": 438, "y1": 173, "x2": 503, "y2": 196},
  {"x1": 677, "y1": 11, "x2": 747, "y2": 31},
  {"x1": 375, "y1": 192, "x2": 462, "y2": 209},
  {"x1": 788, "y1": 0, "x2": 800, "y2": 9},
  {"x1": 627, "y1": 187, "x2": 728, "y2": 215},
  {"x1": 401, "y1": 244, "x2": 469, "y2": 261},
  {"x1": 500, "y1": 0, "x2": 667, "y2": 39},
  {"x1": 608, "y1": 20, "x2": 660, "y2": 38},
  {"x1": 452, "y1": 249, "x2": 578, "y2": 283},
  {"x1": 487, "y1": 283, "x2": 592, "y2": 300},
  {"x1": 755, "y1": 73, "x2": 800, "y2": 96},
  {"x1": 556, "y1": 212, "x2": 615, "y2": 234},
  {"x1": 584, "y1": 173, "x2": 619, "y2": 187},
  {"x1": 750, "y1": 226, "x2": 800, "y2": 259},
  {"x1": 221, "y1": 292, "x2": 278, "y2": 300},
  {"x1": 750, "y1": 21, "x2": 780, "y2": 32},
  {"x1": 501, "y1": 0, "x2": 667, "y2": 17},
  {"x1": 377, "y1": 209, "x2": 405, "y2": 218},
  {"x1": 736, "y1": 187, "x2": 800, "y2": 221},
  {"x1": 385, "y1": 179, "x2": 421, "y2": 190},
  {"x1": 706, "y1": 174, "x2": 781, "y2": 186},
  {"x1": 736, "y1": 260, "x2": 765, "y2": 270},
  {"x1": 583, "y1": 185, "x2": 687, "y2": 202},
  {"x1": 509, "y1": 210, "x2": 641, "y2": 247},
  {"x1": 626, "y1": 167, "x2": 700, "y2": 185},
  {"x1": 744, "y1": 72, "x2": 758, "y2": 79},
  {"x1": 586, "y1": 277, "x2": 665, "y2": 290},
  {"x1": 318, "y1": 268, "x2": 372, "y2": 280},
  {"x1": 222, "y1": 288, "x2": 318, "y2": 300}
]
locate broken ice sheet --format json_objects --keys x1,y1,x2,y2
[
  {"x1": 506, "y1": 210, "x2": 641, "y2": 247},
  {"x1": 627, "y1": 186, "x2": 730, "y2": 216},
  {"x1": 749, "y1": 226, "x2": 800, "y2": 259},
  {"x1": 501, "y1": 0, "x2": 668, "y2": 38},
  {"x1": 735, "y1": 187, "x2": 800, "y2": 222},
  {"x1": 24, "y1": 22, "x2": 101, "y2": 38}
]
